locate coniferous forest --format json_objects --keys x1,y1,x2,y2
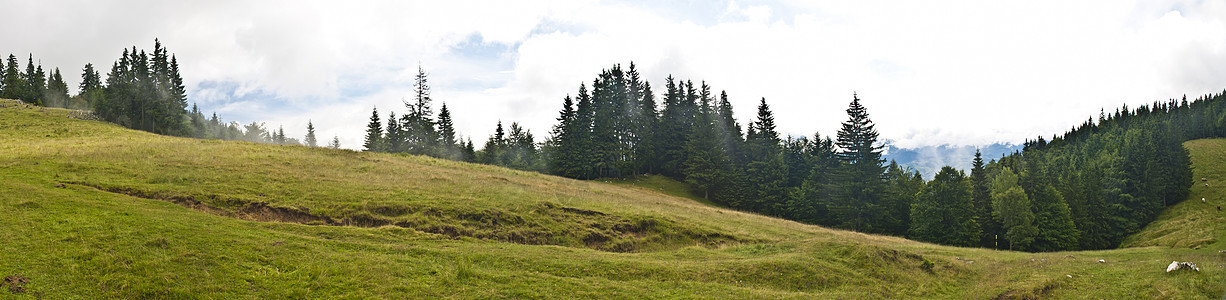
[{"x1": 9, "y1": 40, "x2": 1226, "y2": 252}]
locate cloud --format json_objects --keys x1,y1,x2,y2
[{"x1": 4, "y1": 0, "x2": 1226, "y2": 150}]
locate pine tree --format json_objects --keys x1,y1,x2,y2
[
  {"x1": 743, "y1": 97, "x2": 787, "y2": 215},
  {"x1": 79, "y1": 63, "x2": 102, "y2": 94},
  {"x1": 910, "y1": 166, "x2": 980, "y2": 246},
  {"x1": 479, "y1": 121, "x2": 506, "y2": 165},
  {"x1": 548, "y1": 95, "x2": 580, "y2": 177},
  {"x1": 0, "y1": 54, "x2": 22, "y2": 101},
  {"x1": 830, "y1": 93, "x2": 888, "y2": 233},
  {"x1": 363, "y1": 107, "x2": 384, "y2": 152},
  {"x1": 682, "y1": 107, "x2": 731, "y2": 201},
  {"x1": 328, "y1": 136, "x2": 341, "y2": 149},
  {"x1": 970, "y1": 150, "x2": 1000, "y2": 248},
  {"x1": 635, "y1": 81, "x2": 659, "y2": 174},
  {"x1": 437, "y1": 102, "x2": 459, "y2": 160},
  {"x1": 305, "y1": 120, "x2": 318, "y2": 147},
  {"x1": 403, "y1": 64, "x2": 438, "y2": 155},
  {"x1": 385, "y1": 111, "x2": 403, "y2": 152}
]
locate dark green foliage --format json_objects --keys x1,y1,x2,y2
[
  {"x1": 1, "y1": 54, "x2": 25, "y2": 101},
  {"x1": 402, "y1": 64, "x2": 439, "y2": 156},
  {"x1": 436, "y1": 102, "x2": 461, "y2": 160},
  {"x1": 970, "y1": 150, "x2": 1000, "y2": 248},
  {"x1": 910, "y1": 167, "x2": 979, "y2": 246},
  {"x1": 786, "y1": 134, "x2": 838, "y2": 226},
  {"x1": 83, "y1": 40, "x2": 189, "y2": 136},
  {"x1": 883, "y1": 161, "x2": 924, "y2": 236},
  {"x1": 385, "y1": 111, "x2": 404, "y2": 152},
  {"x1": 829, "y1": 93, "x2": 889, "y2": 233},
  {"x1": 742, "y1": 98, "x2": 787, "y2": 216},
  {"x1": 363, "y1": 107, "x2": 384, "y2": 152},
  {"x1": 682, "y1": 106, "x2": 733, "y2": 201}
]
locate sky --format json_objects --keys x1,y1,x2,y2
[{"x1": 4, "y1": 0, "x2": 1226, "y2": 150}]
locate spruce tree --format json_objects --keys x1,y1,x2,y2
[
  {"x1": 328, "y1": 136, "x2": 341, "y2": 149},
  {"x1": 363, "y1": 107, "x2": 384, "y2": 152},
  {"x1": 79, "y1": 63, "x2": 102, "y2": 94},
  {"x1": 437, "y1": 102, "x2": 458, "y2": 160},
  {"x1": 743, "y1": 97, "x2": 787, "y2": 215},
  {"x1": 970, "y1": 150, "x2": 1000, "y2": 248},
  {"x1": 682, "y1": 107, "x2": 731, "y2": 201},
  {"x1": 305, "y1": 120, "x2": 318, "y2": 147},
  {"x1": 403, "y1": 64, "x2": 438, "y2": 155},
  {"x1": 0, "y1": 54, "x2": 22, "y2": 101},
  {"x1": 385, "y1": 111, "x2": 403, "y2": 152},
  {"x1": 830, "y1": 93, "x2": 888, "y2": 233},
  {"x1": 548, "y1": 95, "x2": 579, "y2": 177}
]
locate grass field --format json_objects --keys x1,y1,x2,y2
[{"x1": 1, "y1": 99, "x2": 1224, "y2": 298}]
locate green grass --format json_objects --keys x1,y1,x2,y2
[
  {"x1": 606, "y1": 174, "x2": 720, "y2": 207},
  {"x1": 1, "y1": 99, "x2": 1223, "y2": 298}
]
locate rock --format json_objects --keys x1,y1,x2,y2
[
  {"x1": 1097, "y1": 259, "x2": 1106, "y2": 263},
  {"x1": 1166, "y1": 261, "x2": 1200, "y2": 272},
  {"x1": 1066, "y1": 274, "x2": 1073, "y2": 278}
]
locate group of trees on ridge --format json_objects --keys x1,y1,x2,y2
[
  {"x1": 357, "y1": 61, "x2": 1216, "y2": 252},
  {"x1": 5, "y1": 40, "x2": 342, "y2": 149},
  {"x1": 9, "y1": 41, "x2": 1220, "y2": 252}
]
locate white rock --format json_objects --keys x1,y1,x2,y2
[
  {"x1": 1097, "y1": 259, "x2": 1105, "y2": 263},
  {"x1": 1166, "y1": 261, "x2": 1200, "y2": 272}
]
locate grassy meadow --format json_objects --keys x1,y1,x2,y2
[{"x1": 1, "y1": 99, "x2": 1223, "y2": 298}]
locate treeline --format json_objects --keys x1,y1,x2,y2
[
  {"x1": 1, "y1": 54, "x2": 71, "y2": 108},
  {"x1": 361, "y1": 66, "x2": 477, "y2": 161},
  {"x1": 493, "y1": 62, "x2": 1212, "y2": 252},
  {"x1": 6, "y1": 40, "x2": 343, "y2": 149},
  {"x1": 974, "y1": 93, "x2": 1226, "y2": 250},
  {"x1": 541, "y1": 63, "x2": 921, "y2": 237}
]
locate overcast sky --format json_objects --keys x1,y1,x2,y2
[{"x1": 5, "y1": 0, "x2": 1226, "y2": 149}]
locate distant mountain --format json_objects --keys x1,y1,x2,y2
[{"x1": 882, "y1": 141, "x2": 1022, "y2": 179}]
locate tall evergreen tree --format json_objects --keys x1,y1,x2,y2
[
  {"x1": 682, "y1": 106, "x2": 732, "y2": 201},
  {"x1": 970, "y1": 150, "x2": 1000, "y2": 248},
  {"x1": 79, "y1": 63, "x2": 102, "y2": 94},
  {"x1": 830, "y1": 93, "x2": 888, "y2": 233},
  {"x1": 403, "y1": 64, "x2": 438, "y2": 155},
  {"x1": 743, "y1": 97, "x2": 787, "y2": 215},
  {"x1": 0, "y1": 54, "x2": 22, "y2": 101},
  {"x1": 363, "y1": 107, "x2": 384, "y2": 152},
  {"x1": 437, "y1": 102, "x2": 459, "y2": 159},
  {"x1": 305, "y1": 120, "x2": 318, "y2": 147},
  {"x1": 385, "y1": 111, "x2": 404, "y2": 152}
]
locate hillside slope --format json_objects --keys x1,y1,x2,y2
[
  {"x1": 1, "y1": 100, "x2": 1222, "y2": 298},
  {"x1": 1124, "y1": 139, "x2": 1226, "y2": 249}
]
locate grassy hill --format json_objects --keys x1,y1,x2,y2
[{"x1": 1, "y1": 99, "x2": 1223, "y2": 298}]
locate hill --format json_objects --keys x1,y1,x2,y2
[{"x1": 1, "y1": 99, "x2": 1223, "y2": 298}]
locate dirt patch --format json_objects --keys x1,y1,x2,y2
[
  {"x1": 3, "y1": 274, "x2": 29, "y2": 294},
  {"x1": 80, "y1": 183, "x2": 337, "y2": 226},
  {"x1": 79, "y1": 183, "x2": 748, "y2": 252}
]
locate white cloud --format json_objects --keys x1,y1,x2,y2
[{"x1": 4, "y1": 0, "x2": 1226, "y2": 150}]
